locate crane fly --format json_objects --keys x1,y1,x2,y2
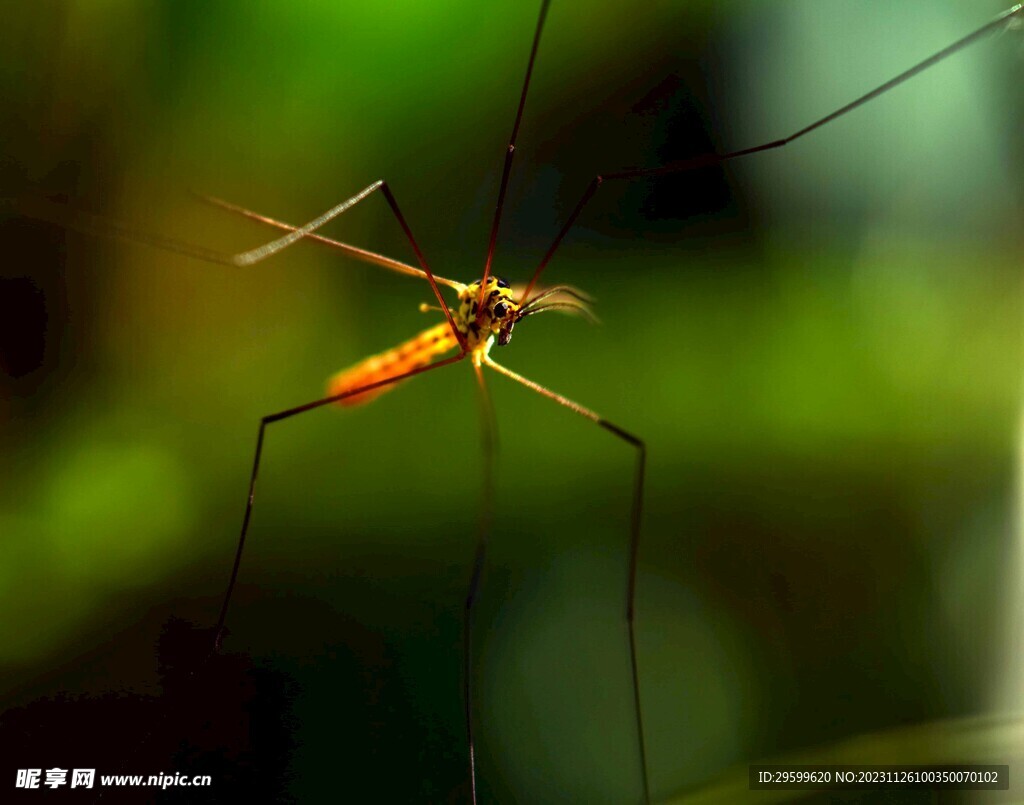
[{"x1": 7, "y1": 1, "x2": 1022, "y2": 802}]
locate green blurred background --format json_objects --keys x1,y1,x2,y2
[{"x1": 1, "y1": 1, "x2": 1022, "y2": 802}]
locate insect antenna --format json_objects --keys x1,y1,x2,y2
[
  {"x1": 518, "y1": 301, "x2": 599, "y2": 324},
  {"x1": 519, "y1": 284, "x2": 593, "y2": 308},
  {"x1": 518, "y1": 285, "x2": 598, "y2": 322}
]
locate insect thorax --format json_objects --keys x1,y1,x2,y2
[{"x1": 455, "y1": 276, "x2": 519, "y2": 350}]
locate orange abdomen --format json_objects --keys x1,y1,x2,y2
[{"x1": 327, "y1": 323, "x2": 458, "y2": 407}]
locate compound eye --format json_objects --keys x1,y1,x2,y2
[{"x1": 493, "y1": 302, "x2": 508, "y2": 318}]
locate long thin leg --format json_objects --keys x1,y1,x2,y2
[
  {"x1": 12, "y1": 195, "x2": 237, "y2": 267},
  {"x1": 464, "y1": 361, "x2": 498, "y2": 804},
  {"x1": 230, "y1": 181, "x2": 384, "y2": 266},
  {"x1": 86, "y1": 353, "x2": 465, "y2": 805},
  {"x1": 214, "y1": 352, "x2": 467, "y2": 644},
  {"x1": 194, "y1": 192, "x2": 463, "y2": 290},
  {"x1": 227, "y1": 181, "x2": 467, "y2": 351},
  {"x1": 478, "y1": 0, "x2": 552, "y2": 309},
  {"x1": 518, "y1": 3, "x2": 1024, "y2": 304},
  {"x1": 13, "y1": 188, "x2": 467, "y2": 349},
  {"x1": 483, "y1": 356, "x2": 650, "y2": 804}
]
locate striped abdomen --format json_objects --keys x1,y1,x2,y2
[{"x1": 327, "y1": 323, "x2": 458, "y2": 407}]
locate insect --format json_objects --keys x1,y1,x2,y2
[{"x1": 0, "y1": 1, "x2": 1019, "y2": 802}]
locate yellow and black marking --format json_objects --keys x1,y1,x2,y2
[
  {"x1": 326, "y1": 276, "x2": 520, "y2": 407},
  {"x1": 455, "y1": 276, "x2": 519, "y2": 349}
]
